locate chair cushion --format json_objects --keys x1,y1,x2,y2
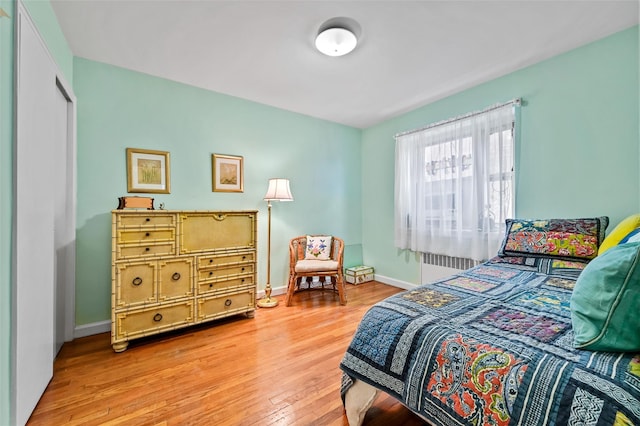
[
  {"x1": 305, "y1": 235, "x2": 332, "y2": 260},
  {"x1": 295, "y1": 259, "x2": 339, "y2": 273}
]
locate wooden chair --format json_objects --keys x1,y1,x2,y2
[{"x1": 285, "y1": 235, "x2": 347, "y2": 306}]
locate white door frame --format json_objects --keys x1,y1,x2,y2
[{"x1": 54, "y1": 76, "x2": 77, "y2": 344}]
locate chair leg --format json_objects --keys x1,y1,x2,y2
[
  {"x1": 285, "y1": 274, "x2": 297, "y2": 307},
  {"x1": 337, "y1": 273, "x2": 347, "y2": 305}
]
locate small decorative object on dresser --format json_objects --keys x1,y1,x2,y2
[
  {"x1": 117, "y1": 196, "x2": 154, "y2": 210},
  {"x1": 111, "y1": 209, "x2": 257, "y2": 352},
  {"x1": 344, "y1": 265, "x2": 374, "y2": 285}
]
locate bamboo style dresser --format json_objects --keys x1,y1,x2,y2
[{"x1": 111, "y1": 210, "x2": 257, "y2": 352}]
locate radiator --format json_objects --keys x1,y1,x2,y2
[{"x1": 422, "y1": 252, "x2": 481, "y2": 270}]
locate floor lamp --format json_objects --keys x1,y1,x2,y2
[{"x1": 257, "y1": 178, "x2": 293, "y2": 308}]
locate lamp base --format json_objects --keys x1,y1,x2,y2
[{"x1": 257, "y1": 296, "x2": 279, "y2": 308}]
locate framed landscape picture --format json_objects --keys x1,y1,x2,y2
[
  {"x1": 127, "y1": 148, "x2": 171, "y2": 194},
  {"x1": 212, "y1": 154, "x2": 243, "y2": 192}
]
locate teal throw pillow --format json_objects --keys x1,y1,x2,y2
[{"x1": 570, "y1": 241, "x2": 640, "y2": 352}]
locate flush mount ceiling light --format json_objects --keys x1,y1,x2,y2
[
  {"x1": 315, "y1": 17, "x2": 360, "y2": 57},
  {"x1": 315, "y1": 27, "x2": 357, "y2": 56}
]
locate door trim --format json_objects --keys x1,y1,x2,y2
[{"x1": 55, "y1": 76, "x2": 77, "y2": 343}]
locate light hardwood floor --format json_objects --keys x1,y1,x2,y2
[{"x1": 28, "y1": 282, "x2": 426, "y2": 425}]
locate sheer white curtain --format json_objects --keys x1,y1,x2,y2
[{"x1": 395, "y1": 102, "x2": 517, "y2": 261}]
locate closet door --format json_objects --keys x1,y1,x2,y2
[{"x1": 14, "y1": 7, "x2": 56, "y2": 425}]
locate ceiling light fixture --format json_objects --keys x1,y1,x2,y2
[
  {"x1": 315, "y1": 17, "x2": 360, "y2": 57},
  {"x1": 315, "y1": 27, "x2": 357, "y2": 57}
]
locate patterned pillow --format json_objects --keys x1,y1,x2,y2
[
  {"x1": 305, "y1": 235, "x2": 332, "y2": 260},
  {"x1": 498, "y1": 217, "x2": 609, "y2": 261}
]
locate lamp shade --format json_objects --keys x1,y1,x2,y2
[
  {"x1": 315, "y1": 27, "x2": 357, "y2": 57},
  {"x1": 263, "y1": 178, "x2": 293, "y2": 201}
]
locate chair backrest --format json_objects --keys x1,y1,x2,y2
[{"x1": 289, "y1": 235, "x2": 344, "y2": 266}]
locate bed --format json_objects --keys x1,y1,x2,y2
[{"x1": 340, "y1": 217, "x2": 640, "y2": 426}]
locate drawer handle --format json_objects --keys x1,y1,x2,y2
[
  {"x1": 209, "y1": 259, "x2": 213, "y2": 263},
  {"x1": 172, "y1": 272, "x2": 181, "y2": 281},
  {"x1": 241, "y1": 267, "x2": 245, "y2": 271},
  {"x1": 145, "y1": 232, "x2": 150, "y2": 237},
  {"x1": 209, "y1": 272, "x2": 213, "y2": 276},
  {"x1": 153, "y1": 313, "x2": 163, "y2": 322},
  {"x1": 209, "y1": 284, "x2": 213, "y2": 288},
  {"x1": 224, "y1": 299, "x2": 232, "y2": 307},
  {"x1": 132, "y1": 277, "x2": 143, "y2": 286},
  {"x1": 145, "y1": 247, "x2": 150, "y2": 252},
  {"x1": 242, "y1": 256, "x2": 246, "y2": 260},
  {"x1": 241, "y1": 278, "x2": 245, "y2": 283},
  {"x1": 146, "y1": 218, "x2": 150, "y2": 222}
]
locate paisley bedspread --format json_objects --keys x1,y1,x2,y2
[{"x1": 339, "y1": 256, "x2": 640, "y2": 425}]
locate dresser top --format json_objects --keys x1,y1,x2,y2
[{"x1": 112, "y1": 209, "x2": 259, "y2": 214}]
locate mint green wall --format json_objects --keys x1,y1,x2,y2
[
  {"x1": 0, "y1": 1, "x2": 14, "y2": 422},
  {"x1": 362, "y1": 26, "x2": 639, "y2": 285},
  {"x1": 74, "y1": 58, "x2": 362, "y2": 325}
]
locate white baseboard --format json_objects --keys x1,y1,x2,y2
[
  {"x1": 75, "y1": 287, "x2": 290, "y2": 339},
  {"x1": 74, "y1": 319, "x2": 110, "y2": 338},
  {"x1": 76, "y1": 281, "x2": 403, "y2": 339},
  {"x1": 257, "y1": 285, "x2": 287, "y2": 298},
  {"x1": 372, "y1": 274, "x2": 417, "y2": 290},
  {"x1": 266, "y1": 278, "x2": 417, "y2": 293},
  {"x1": 267, "y1": 275, "x2": 418, "y2": 291}
]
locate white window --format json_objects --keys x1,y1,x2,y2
[{"x1": 394, "y1": 101, "x2": 518, "y2": 261}]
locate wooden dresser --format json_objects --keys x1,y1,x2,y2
[{"x1": 111, "y1": 210, "x2": 257, "y2": 352}]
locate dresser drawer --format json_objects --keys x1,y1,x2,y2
[
  {"x1": 197, "y1": 275, "x2": 254, "y2": 295},
  {"x1": 198, "y1": 251, "x2": 255, "y2": 269},
  {"x1": 117, "y1": 228, "x2": 175, "y2": 244},
  {"x1": 198, "y1": 263, "x2": 254, "y2": 281},
  {"x1": 115, "y1": 261, "x2": 156, "y2": 307},
  {"x1": 158, "y1": 258, "x2": 194, "y2": 300},
  {"x1": 117, "y1": 213, "x2": 176, "y2": 228},
  {"x1": 114, "y1": 301, "x2": 194, "y2": 341},
  {"x1": 197, "y1": 290, "x2": 255, "y2": 321},
  {"x1": 179, "y1": 212, "x2": 256, "y2": 253},
  {"x1": 116, "y1": 242, "x2": 175, "y2": 259}
]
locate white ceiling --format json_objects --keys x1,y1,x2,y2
[{"x1": 51, "y1": 1, "x2": 639, "y2": 129}]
